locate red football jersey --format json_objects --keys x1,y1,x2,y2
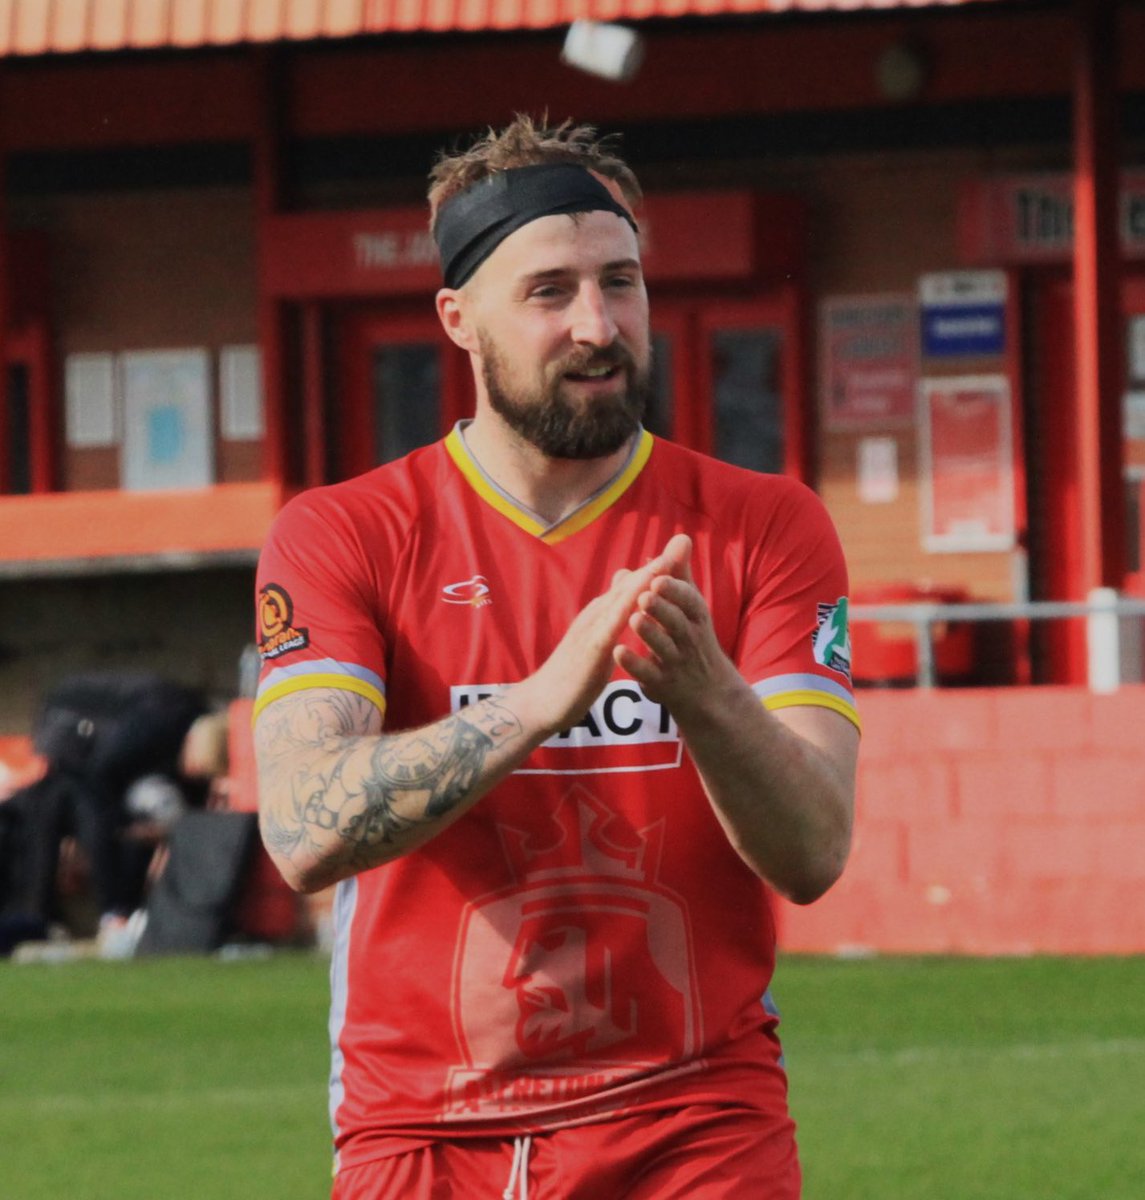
[{"x1": 254, "y1": 427, "x2": 858, "y2": 1172}]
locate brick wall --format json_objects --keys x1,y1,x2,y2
[
  {"x1": 777, "y1": 686, "x2": 1145, "y2": 955},
  {"x1": 11, "y1": 675, "x2": 1139, "y2": 954}
]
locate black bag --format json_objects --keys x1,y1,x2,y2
[
  {"x1": 33, "y1": 673, "x2": 206, "y2": 782},
  {"x1": 135, "y1": 811, "x2": 258, "y2": 956},
  {"x1": 0, "y1": 772, "x2": 79, "y2": 922},
  {"x1": 0, "y1": 800, "x2": 21, "y2": 913}
]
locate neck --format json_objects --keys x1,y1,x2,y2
[{"x1": 463, "y1": 409, "x2": 636, "y2": 527}]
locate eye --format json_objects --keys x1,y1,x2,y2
[
  {"x1": 528, "y1": 283, "x2": 567, "y2": 302},
  {"x1": 605, "y1": 273, "x2": 638, "y2": 290}
]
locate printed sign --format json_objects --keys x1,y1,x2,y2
[
  {"x1": 263, "y1": 192, "x2": 767, "y2": 299},
  {"x1": 219, "y1": 345, "x2": 263, "y2": 441},
  {"x1": 65, "y1": 353, "x2": 117, "y2": 448},
  {"x1": 820, "y1": 294, "x2": 917, "y2": 429},
  {"x1": 958, "y1": 173, "x2": 1145, "y2": 263},
  {"x1": 919, "y1": 271, "x2": 1007, "y2": 359},
  {"x1": 857, "y1": 436, "x2": 900, "y2": 503},
  {"x1": 120, "y1": 349, "x2": 213, "y2": 491},
  {"x1": 920, "y1": 375, "x2": 1015, "y2": 552}
]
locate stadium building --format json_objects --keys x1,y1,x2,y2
[{"x1": 1, "y1": 0, "x2": 1142, "y2": 953}]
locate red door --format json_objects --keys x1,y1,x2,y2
[
  {"x1": 1028, "y1": 271, "x2": 1145, "y2": 681},
  {"x1": 649, "y1": 288, "x2": 810, "y2": 482},
  {"x1": 1122, "y1": 275, "x2": 1145, "y2": 603},
  {"x1": 336, "y1": 306, "x2": 469, "y2": 480},
  {"x1": 336, "y1": 287, "x2": 809, "y2": 485}
]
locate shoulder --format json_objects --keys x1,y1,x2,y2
[
  {"x1": 270, "y1": 440, "x2": 447, "y2": 544},
  {"x1": 647, "y1": 438, "x2": 825, "y2": 529}
]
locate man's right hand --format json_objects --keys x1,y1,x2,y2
[
  {"x1": 255, "y1": 540, "x2": 688, "y2": 890},
  {"x1": 514, "y1": 539, "x2": 687, "y2": 738}
]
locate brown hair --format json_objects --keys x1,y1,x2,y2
[
  {"x1": 427, "y1": 114, "x2": 642, "y2": 229},
  {"x1": 180, "y1": 711, "x2": 230, "y2": 778}
]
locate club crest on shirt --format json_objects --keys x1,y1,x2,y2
[
  {"x1": 257, "y1": 582, "x2": 310, "y2": 661},
  {"x1": 446, "y1": 786, "x2": 703, "y2": 1118},
  {"x1": 813, "y1": 597, "x2": 852, "y2": 678}
]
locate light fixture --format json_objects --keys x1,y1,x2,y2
[
  {"x1": 561, "y1": 21, "x2": 645, "y2": 84},
  {"x1": 876, "y1": 42, "x2": 927, "y2": 102}
]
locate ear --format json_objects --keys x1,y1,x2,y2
[{"x1": 436, "y1": 288, "x2": 479, "y2": 353}]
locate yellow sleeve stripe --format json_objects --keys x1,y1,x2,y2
[
  {"x1": 252, "y1": 674, "x2": 388, "y2": 724},
  {"x1": 762, "y1": 690, "x2": 862, "y2": 732}
]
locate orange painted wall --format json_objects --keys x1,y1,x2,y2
[{"x1": 778, "y1": 686, "x2": 1145, "y2": 955}]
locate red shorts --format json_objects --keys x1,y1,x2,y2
[{"x1": 331, "y1": 1104, "x2": 801, "y2": 1200}]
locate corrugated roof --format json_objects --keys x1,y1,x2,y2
[{"x1": 0, "y1": 0, "x2": 1008, "y2": 56}]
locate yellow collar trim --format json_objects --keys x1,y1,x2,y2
[{"x1": 444, "y1": 426, "x2": 654, "y2": 545}]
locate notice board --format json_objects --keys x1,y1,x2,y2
[{"x1": 920, "y1": 374, "x2": 1015, "y2": 552}]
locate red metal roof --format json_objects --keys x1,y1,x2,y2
[{"x1": 0, "y1": 0, "x2": 1009, "y2": 56}]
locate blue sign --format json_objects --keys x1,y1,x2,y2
[
  {"x1": 921, "y1": 302, "x2": 1006, "y2": 358},
  {"x1": 147, "y1": 405, "x2": 185, "y2": 464}
]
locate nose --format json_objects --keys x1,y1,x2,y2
[{"x1": 569, "y1": 282, "x2": 618, "y2": 348}]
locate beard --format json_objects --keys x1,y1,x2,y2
[{"x1": 479, "y1": 332, "x2": 651, "y2": 461}]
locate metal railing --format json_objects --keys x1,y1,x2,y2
[{"x1": 850, "y1": 589, "x2": 1145, "y2": 691}]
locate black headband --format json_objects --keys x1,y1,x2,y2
[{"x1": 433, "y1": 163, "x2": 638, "y2": 289}]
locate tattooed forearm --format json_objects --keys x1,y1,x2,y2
[
  {"x1": 257, "y1": 764, "x2": 345, "y2": 862},
  {"x1": 342, "y1": 716, "x2": 496, "y2": 858},
  {"x1": 255, "y1": 688, "x2": 527, "y2": 884}
]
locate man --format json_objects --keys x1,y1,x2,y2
[
  {"x1": 0, "y1": 672, "x2": 223, "y2": 956},
  {"x1": 254, "y1": 116, "x2": 860, "y2": 1199}
]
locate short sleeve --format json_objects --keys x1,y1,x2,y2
[
  {"x1": 733, "y1": 479, "x2": 860, "y2": 731},
  {"x1": 253, "y1": 492, "x2": 388, "y2": 723}
]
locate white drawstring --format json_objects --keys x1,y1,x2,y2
[{"x1": 502, "y1": 1134, "x2": 532, "y2": 1200}]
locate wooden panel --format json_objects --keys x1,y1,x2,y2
[
  {"x1": 63, "y1": 446, "x2": 119, "y2": 491},
  {"x1": 46, "y1": 188, "x2": 257, "y2": 354},
  {"x1": 216, "y1": 439, "x2": 265, "y2": 483}
]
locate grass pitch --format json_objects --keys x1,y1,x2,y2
[
  {"x1": 781, "y1": 956, "x2": 1145, "y2": 1199},
  {"x1": 3, "y1": 953, "x2": 1142, "y2": 1199}
]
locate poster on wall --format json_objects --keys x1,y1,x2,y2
[
  {"x1": 920, "y1": 374, "x2": 1015, "y2": 552},
  {"x1": 857, "y1": 436, "x2": 899, "y2": 504},
  {"x1": 819, "y1": 294, "x2": 917, "y2": 430},
  {"x1": 219, "y1": 345, "x2": 264, "y2": 441},
  {"x1": 120, "y1": 349, "x2": 214, "y2": 492},
  {"x1": 65, "y1": 353, "x2": 117, "y2": 448},
  {"x1": 919, "y1": 270, "x2": 1007, "y2": 359}
]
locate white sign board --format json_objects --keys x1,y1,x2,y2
[
  {"x1": 120, "y1": 349, "x2": 214, "y2": 491},
  {"x1": 65, "y1": 354, "x2": 117, "y2": 448},
  {"x1": 220, "y1": 345, "x2": 264, "y2": 441}
]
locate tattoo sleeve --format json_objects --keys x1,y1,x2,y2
[{"x1": 254, "y1": 687, "x2": 525, "y2": 883}]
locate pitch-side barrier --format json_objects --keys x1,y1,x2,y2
[{"x1": 849, "y1": 589, "x2": 1145, "y2": 692}]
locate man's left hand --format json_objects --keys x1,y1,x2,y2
[{"x1": 613, "y1": 534, "x2": 740, "y2": 719}]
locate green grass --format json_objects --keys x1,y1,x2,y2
[
  {"x1": 2, "y1": 954, "x2": 332, "y2": 1200},
  {"x1": 3, "y1": 954, "x2": 1142, "y2": 1199},
  {"x1": 778, "y1": 956, "x2": 1145, "y2": 1200}
]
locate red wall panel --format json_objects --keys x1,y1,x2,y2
[{"x1": 778, "y1": 686, "x2": 1145, "y2": 955}]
